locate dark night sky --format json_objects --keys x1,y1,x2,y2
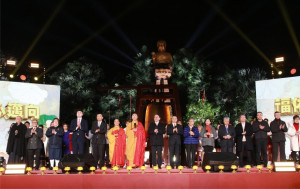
[{"x1": 1, "y1": 0, "x2": 300, "y2": 83}]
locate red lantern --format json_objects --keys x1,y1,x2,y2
[
  {"x1": 290, "y1": 68, "x2": 296, "y2": 75},
  {"x1": 20, "y1": 75, "x2": 26, "y2": 81}
]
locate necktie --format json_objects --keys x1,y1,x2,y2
[
  {"x1": 226, "y1": 126, "x2": 228, "y2": 133},
  {"x1": 77, "y1": 119, "x2": 80, "y2": 125}
]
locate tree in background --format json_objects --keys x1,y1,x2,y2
[
  {"x1": 98, "y1": 45, "x2": 153, "y2": 125},
  {"x1": 207, "y1": 67, "x2": 266, "y2": 124},
  {"x1": 50, "y1": 57, "x2": 103, "y2": 124},
  {"x1": 185, "y1": 100, "x2": 220, "y2": 126}
]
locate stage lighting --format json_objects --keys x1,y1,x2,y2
[
  {"x1": 140, "y1": 166, "x2": 146, "y2": 174},
  {"x1": 77, "y1": 166, "x2": 83, "y2": 174},
  {"x1": 26, "y1": 167, "x2": 32, "y2": 175},
  {"x1": 126, "y1": 166, "x2": 132, "y2": 174},
  {"x1": 5, "y1": 164, "x2": 26, "y2": 174},
  {"x1": 53, "y1": 167, "x2": 58, "y2": 174},
  {"x1": 9, "y1": 74, "x2": 14, "y2": 78},
  {"x1": 290, "y1": 68, "x2": 296, "y2": 75},
  {"x1": 30, "y1": 63, "x2": 40, "y2": 68},
  {"x1": 274, "y1": 161, "x2": 296, "y2": 172},
  {"x1": 20, "y1": 75, "x2": 26, "y2": 81},
  {"x1": 275, "y1": 57, "x2": 284, "y2": 62},
  {"x1": 90, "y1": 166, "x2": 96, "y2": 175},
  {"x1": 231, "y1": 165, "x2": 237, "y2": 173},
  {"x1": 7, "y1": 60, "x2": 16, "y2": 66},
  {"x1": 278, "y1": 71, "x2": 283, "y2": 75},
  {"x1": 34, "y1": 77, "x2": 38, "y2": 81}
]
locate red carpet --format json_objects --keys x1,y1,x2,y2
[{"x1": 1, "y1": 168, "x2": 300, "y2": 189}]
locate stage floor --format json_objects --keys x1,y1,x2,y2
[{"x1": 1, "y1": 167, "x2": 300, "y2": 189}]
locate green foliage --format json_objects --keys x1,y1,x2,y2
[
  {"x1": 208, "y1": 67, "x2": 266, "y2": 123},
  {"x1": 126, "y1": 45, "x2": 153, "y2": 85},
  {"x1": 50, "y1": 57, "x2": 103, "y2": 123},
  {"x1": 98, "y1": 85, "x2": 136, "y2": 126},
  {"x1": 185, "y1": 100, "x2": 220, "y2": 126},
  {"x1": 98, "y1": 46, "x2": 152, "y2": 125},
  {"x1": 171, "y1": 48, "x2": 211, "y2": 103}
]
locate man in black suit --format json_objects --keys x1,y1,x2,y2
[
  {"x1": 70, "y1": 110, "x2": 88, "y2": 154},
  {"x1": 270, "y1": 111, "x2": 288, "y2": 162},
  {"x1": 25, "y1": 119, "x2": 43, "y2": 169},
  {"x1": 167, "y1": 116, "x2": 183, "y2": 169},
  {"x1": 91, "y1": 114, "x2": 107, "y2": 168},
  {"x1": 253, "y1": 112, "x2": 270, "y2": 167},
  {"x1": 235, "y1": 114, "x2": 253, "y2": 167},
  {"x1": 218, "y1": 117, "x2": 236, "y2": 152},
  {"x1": 148, "y1": 114, "x2": 165, "y2": 169}
]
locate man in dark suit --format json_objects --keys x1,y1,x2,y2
[
  {"x1": 167, "y1": 116, "x2": 183, "y2": 169},
  {"x1": 253, "y1": 112, "x2": 270, "y2": 167},
  {"x1": 218, "y1": 117, "x2": 236, "y2": 152},
  {"x1": 91, "y1": 114, "x2": 107, "y2": 168},
  {"x1": 70, "y1": 110, "x2": 88, "y2": 154},
  {"x1": 148, "y1": 114, "x2": 165, "y2": 169},
  {"x1": 235, "y1": 114, "x2": 253, "y2": 167},
  {"x1": 270, "y1": 111, "x2": 288, "y2": 162},
  {"x1": 25, "y1": 119, "x2": 43, "y2": 169}
]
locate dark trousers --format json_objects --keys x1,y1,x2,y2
[
  {"x1": 238, "y1": 142, "x2": 252, "y2": 167},
  {"x1": 256, "y1": 139, "x2": 268, "y2": 166},
  {"x1": 169, "y1": 143, "x2": 181, "y2": 168},
  {"x1": 151, "y1": 145, "x2": 163, "y2": 167},
  {"x1": 272, "y1": 141, "x2": 286, "y2": 162},
  {"x1": 203, "y1": 146, "x2": 214, "y2": 153},
  {"x1": 220, "y1": 140, "x2": 233, "y2": 152},
  {"x1": 27, "y1": 149, "x2": 41, "y2": 169},
  {"x1": 185, "y1": 144, "x2": 197, "y2": 168},
  {"x1": 72, "y1": 139, "x2": 85, "y2": 154},
  {"x1": 92, "y1": 143, "x2": 105, "y2": 167},
  {"x1": 8, "y1": 143, "x2": 22, "y2": 164},
  {"x1": 291, "y1": 151, "x2": 300, "y2": 163},
  {"x1": 105, "y1": 144, "x2": 109, "y2": 166}
]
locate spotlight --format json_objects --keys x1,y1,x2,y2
[
  {"x1": 7, "y1": 60, "x2": 16, "y2": 66},
  {"x1": 278, "y1": 71, "x2": 283, "y2": 75},
  {"x1": 290, "y1": 68, "x2": 297, "y2": 75},
  {"x1": 275, "y1": 57, "x2": 284, "y2": 62},
  {"x1": 20, "y1": 75, "x2": 27, "y2": 81},
  {"x1": 34, "y1": 77, "x2": 38, "y2": 81},
  {"x1": 30, "y1": 63, "x2": 40, "y2": 68},
  {"x1": 9, "y1": 74, "x2": 14, "y2": 78}
]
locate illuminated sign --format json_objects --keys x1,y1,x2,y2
[
  {"x1": 0, "y1": 103, "x2": 40, "y2": 120},
  {"x1": 274, "y1": 98, "x2": 300, "y2": 115}
]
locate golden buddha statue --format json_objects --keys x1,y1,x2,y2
[{"x1": 151, "y1": 40, "x2": 173, "y2": 65}]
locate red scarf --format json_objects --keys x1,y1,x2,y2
[
  {"x1": 206, "y1": 125, "x2": 212, "y2": 138},
  {"x1": 294, "y1": 123, "x2": 299, "y2": 143}
]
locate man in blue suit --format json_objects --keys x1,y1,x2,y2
[{"x1": 70, "y1": 110, "x2": 88, "y2": 154}]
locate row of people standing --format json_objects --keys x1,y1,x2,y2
[{"x1": 6, "y1": 110, "x2": 300, "y2": 170}]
